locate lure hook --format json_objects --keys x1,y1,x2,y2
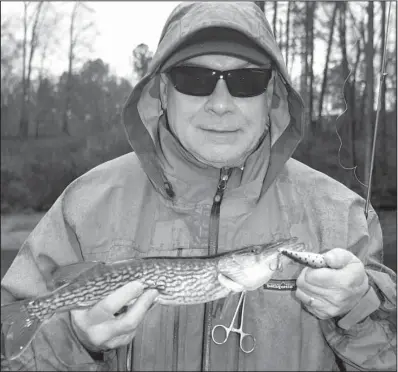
[{"x1": 269, "y1": 253, "x2": 283, "y2": 272}]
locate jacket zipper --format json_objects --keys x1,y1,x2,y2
[
  {"x1": 127, "y1": 168, "x2": 232, "y2": 371},
  {"x1": 201, "y1": 167, "x2": 232, "y2": 372}
]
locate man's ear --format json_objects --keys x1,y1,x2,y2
[{"x1": 159, "y1": 73, "x2": 168, "y2": 110}]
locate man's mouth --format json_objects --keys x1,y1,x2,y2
[{"x1": 203, "y1": 129, "x2": 239, "y2": 133}]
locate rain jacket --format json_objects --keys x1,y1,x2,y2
[{"x1": 1, "y1": 2, "x2": 396, "y2": 371}]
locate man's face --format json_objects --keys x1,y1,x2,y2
[{"x1": 160, "y1": 54, "x2": 272, "y2": 168}]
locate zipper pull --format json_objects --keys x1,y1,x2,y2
[{"x1": 213, "y1": 167, "x2": 230, "y2": 203}]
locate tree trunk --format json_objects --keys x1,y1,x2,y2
[
  {"x1": 285, "y1": 2, "x2": 291, "y2": 69},
  {"x1": 308, "y1": 2, "x2": 315, "y2": 131},
  {"x1": 279, "y1": 19, "x2": 283, "y2": 51},
  {"x1": 301, "y1": 2, "x2": 310, "y2": 137},
  {"x1": 19, "y1": 2, "x2": 29, "y2": 138},
  {"x1": 318, "y1": 3, "x2": 337, "y2": 122},
  {"x1": 26, "y1": 1, "x2": 44, "y2": 137},
  {"x1": 395, "y1": 11, "x2": 397, "y2": 115},
  {"x1": 289, "y1": 3, "x2": 298, "y2": 77},
  {"x1": 363, "y1": 1, "x2": 374, "y2": 187},
  {"x1": 273, "y1": 2, "x2": 278, "y2": 40},
  {"x1": 62, "y1": 3, "x2": 79, "y2": 136},
  {"x1": 380, "y1": 1, "x2": 387, "y2": 174}
]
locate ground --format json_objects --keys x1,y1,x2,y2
[{"x1": 1, "y1": 210, "x2": 396, "y2": 280}]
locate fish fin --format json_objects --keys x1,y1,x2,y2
[
  {"x1": 1, "y1": 300, "x2": 43, "y2": 361},
  {"x1": 1, "y1": 300, "x2": 31, "y2": 325},
  {"x1": 217, "y1": 273, "x2": 245, "y2": 292},
  {"x1": 50, "y1": 262, "x2": 102, "y2": 289},
  {"x1": 36, "y1": 254, "x2": 102, "y2": 291},
  {"x1": 36, "y1": 254, "x2": 59, "y2": 289}
]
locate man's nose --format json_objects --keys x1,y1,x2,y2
[{"x1": 205, "y1": 78, "x2": 234, "y2": 115}]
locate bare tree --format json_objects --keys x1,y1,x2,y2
[
  {"x1": 19, "y1": 1, "x2": 45, "y2": 138},
  {"x1": 308, "y1": 2, "x2": 316, "y2": 127},
  {"x1": 285, "y1": 2, "x2": 291, "y2": 70},
  {"x1": 300, "y1": 3, "x2": 308, "y2": 112},
  {"x1": 19, "y1": 2, "x2": 29, "y2": 138},
  {"x1": 132, "y1": 44, "x2": 153, "y2": 80},
  {"x1": 289, "y1": 3, "x2": 299, "y2": 78},
  {"x1": 62, "y1": 2, "x2": 96, "y2": 136},
  {"x1": 273, "y1": 2, "x2": 278, "y2": 40},
  {"x1": 1, "y1": 17, "x2": 21, "y2": 135},
  {"x1": 379, "y1": 1, "x2": 387, "y2": 173},
  {"x1": 395, "y1": 9, "x2": 397, "y2": 113},
  {"x1": 318, "y1": 3, "x2": 337, "y2": 122},
  {"x1": 301, "y1": 2, "x2": 314, "y2": 130},
  {"x1": 26, "y1": 2, "x2": 45, "y2": 134},
  {"x1": 37, "y1": 3, "x2": 61, "y2": 82}
]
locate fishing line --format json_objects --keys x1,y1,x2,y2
[{"x1": 334, "y1": 11, "x2": 367, "y2": 188}]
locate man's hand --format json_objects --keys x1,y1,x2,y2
[
  {"x1": 295, "y1": 248, "x2": 369, "y2": 320},
  {"x1": 70, "y1": 282, "x2": 159, "y2": 352}
]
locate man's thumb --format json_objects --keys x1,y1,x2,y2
[{"x1": 323, "y1": 248, "x2": 359, "y2": 269}]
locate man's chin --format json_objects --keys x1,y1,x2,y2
[{"x1": 193, "y1": 151, "x2": 246, "y2": 169}]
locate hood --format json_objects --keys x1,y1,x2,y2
[{"x1": 122, "y1": 1, "x2": 305, "y2": 202}]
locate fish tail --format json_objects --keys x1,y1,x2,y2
[{"x1": 1, "y1": 300, "x2": 43, "y2": 361}]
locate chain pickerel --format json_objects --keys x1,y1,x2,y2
[{"x1": 1, "y1": 237, "x2": 305, "y2": 360}]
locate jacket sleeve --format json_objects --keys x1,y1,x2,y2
[
  {"x1": 0, "y1": 192, "x2": 119, "y2": 371},
  {"x1": 319, "y1": 202, "x2": 397, "y2": 371}
]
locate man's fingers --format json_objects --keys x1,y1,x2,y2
[
  {"x1": 88, "y1": 281, "x2": 146, "y2": 321},
  {"x1": 301, "y1": 262, "x2": 366, "y2": 289},
  {"x1": 102, "y1": 289, "x2": 159, "y2": 337},
  {"x1": 295, "y1": 287, "x2": 335, "y2": 319},
  {"x1": 323, "y1": 248, "x2": 359, "y2": 269},
  {"x1": 104, "y1": 332, "x2": 136, "y2": 350}
]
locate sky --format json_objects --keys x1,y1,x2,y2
[
  {"x1": 1, "y1": 1, "x2": 183, "y2": 80},
  {"x1": 89, "y1": 1, "x2": 183, "y2": 79}
]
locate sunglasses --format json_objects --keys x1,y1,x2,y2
[{"x1": 166, "y1": 65, "x2": 273, "y2": 98}]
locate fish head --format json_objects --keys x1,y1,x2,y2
[{"x1": 217, "y1": 238, "x2": 306, "y2": 291}]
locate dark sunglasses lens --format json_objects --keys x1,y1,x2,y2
[
  {"x1": 168, "y1": 67, "x2": 217, "y2": 96},
  {"x1": 227, "y1": 69, "x2": 272, "y2": 97}
]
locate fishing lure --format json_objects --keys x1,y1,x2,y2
[{"x1": 277, "y1": 248, "x2": 329, "y2": 269}]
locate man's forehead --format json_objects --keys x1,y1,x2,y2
[{"x1": 178, "y1": 54, "x2": 263, "y2": 70}]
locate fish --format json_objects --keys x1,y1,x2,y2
[
  {"x1": 1, "y1": 237, "x2": 305, "y2": 360},
  {"x1": 277, "y1": 248, "x2": 328, "y2": 268}
]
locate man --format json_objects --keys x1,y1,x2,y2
[{"x1": 1, "y1": 2, "x2": 396, "y2": 371}]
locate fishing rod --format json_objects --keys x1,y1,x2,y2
[{"x1": 364, "y1": 0, "x2": 393, "y2": 218}]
